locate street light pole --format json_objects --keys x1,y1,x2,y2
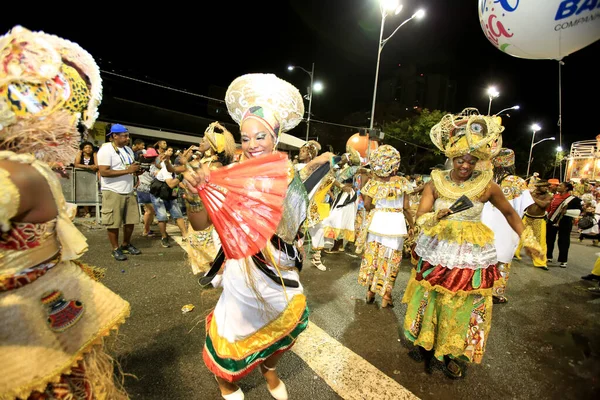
[
  {"x1": 527, "y1": 124, "x2": 546, "y2": 177},
  {"x1": 306, "y1": 62, "x2": 315, "y2": 141},
  {"x1": 369, "y1": 12, "x2": 387, "y2": 130},
  {"x1": 369, "y1": 5, "x2": 424, "y2": 129}
]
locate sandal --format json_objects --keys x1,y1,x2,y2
[
  {"x1": 443, "y1": 356, "x2": 464, "y2": 379},
  {"x1": 492, "y1": 296, "x2": 508, "y2": 304},
  {"x1": 324, "y1": 248, "x2": 341, "y2": 254}
]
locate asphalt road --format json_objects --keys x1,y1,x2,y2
[{"x1": 77, "y1": 219, "x2": 600, "y2": 399}]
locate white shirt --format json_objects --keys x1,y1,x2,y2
[
  {"x1": 97, "y1": 143, "x2": 135, "y2": 194},
  {"x1": 155, "y1": 161, "x2": 174, "y2": 182}
]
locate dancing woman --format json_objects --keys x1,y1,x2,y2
[
  {"x1": 358, "y1": 145, "x2": 415, "y2": 308},
  {"x1": 183, "y1": 73, "x2": 331, "y2": 400},
  {"x1": 402, "y1": 109, "x2": 541, "y2": 379}
]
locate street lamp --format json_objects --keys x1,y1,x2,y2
[
  {"x1": 526, "y1": 123, "x2": 552, "y2": 177},
  {"x1": 288, "y1": 63, "x2": 322, "y2": 141},
  {"x1": 369, "y1": 2, "x2": 425, "y2": 129},
  {"x1": 495, "y1": 104, "x2": 520, "y2": 116},
  {"x1": 487, "y1": 86, "x2": 500, "y2": 115}
]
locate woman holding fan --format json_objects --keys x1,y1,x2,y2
[
  {"x1": 183, "y1": 73, "x2": 332, "y2": 400},
  {"x1": 402, "y1": 108, "x2": 542, "y2": 379}
]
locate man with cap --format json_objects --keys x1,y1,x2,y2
[
  {"x1": 97, "y1": 124, "x2": 142, "y2": 261},
  {"x1": 515, "y1": 179, "x2": 553, "y2": 269}
]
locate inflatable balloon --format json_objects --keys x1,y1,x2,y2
[
  {"x1": 478, "y1": 0, "x2": 600, "y2": 60},
  {"x1": 346, "y1": 133, "x2": 378, "y2": 159}
]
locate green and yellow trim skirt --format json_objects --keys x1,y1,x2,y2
[{"x1": 203, "y1": 295, "x2": 310, "y2": 383}]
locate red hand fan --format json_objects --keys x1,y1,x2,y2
[{"x1": 196, "y1": 152, "x2": 289, "y2": 259}]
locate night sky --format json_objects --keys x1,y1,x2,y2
[{"x1": 2, "y1": 0, "x2": 599, "y2": 172}]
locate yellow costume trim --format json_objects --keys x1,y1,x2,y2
[
  {"x1": 362, "y1": 178, "x2": 413, "y2": 201},
  {"x1": 420, "y1": 219, "x2": 494, "y2": 247},
  {"x1": 431, "y1": 169, "x2": 493, "y2": 200},
  {"x1": 323, "y1": 227, "x2": 355, "y2": 242},
  {"x1": 0, "y1": 167, "x2": 19, "y2": 232},
  {"x1": 208, "y1": 294, "x2": 306, "y2": 360}
]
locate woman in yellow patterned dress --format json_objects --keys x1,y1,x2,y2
[
  {"x1": 0, "y1": 26, "x2": 129, "y2": 399},
  {"x1": 358, "y1": 145, "x2": 414, "y2": 308},
  {"x1": 402, "y1": 109, "x2": 541, "y2": 378}
]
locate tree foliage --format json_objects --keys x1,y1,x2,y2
[{"x1": 383, "y1": 108, "x2": 448, "y2": 175}]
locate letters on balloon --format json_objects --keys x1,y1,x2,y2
[{"x1": 478, "y1": 0, "x2": 600, "y2": 60}]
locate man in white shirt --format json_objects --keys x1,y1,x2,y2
[{"x1": 97, "y1": 124, "x2": 141, "y2": 261}]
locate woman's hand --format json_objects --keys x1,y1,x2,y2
[
  {"x1": 183, "y1": 163, "x2": 210, "y2": 193},
  {"x1": 407, "y1": 227, "x2": 415, "y2": 239},
  {"x1": 524, "y1": 244, "x2": 544, "y2": 260},
  {"x1": 436, "y1": 208, "x2": 453, "y2": 220},
  {"x1": 314, "y1": 152, "x2": 335, "y2": 165}
]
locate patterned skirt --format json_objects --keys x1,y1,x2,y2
[
  {"x1": 358, "y1": 237, "x2": 403, "y2": 298},
  {"x1": 402, "y1": 220, "x2": 502, "y2": 363}
]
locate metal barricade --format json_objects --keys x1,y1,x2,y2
[{"x1": 58, "y1": 167, "x2": 101, "y2": 223}]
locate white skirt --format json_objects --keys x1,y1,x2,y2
[{"x1": 213, "y1": 243, "x2": 303, "y2": 342}]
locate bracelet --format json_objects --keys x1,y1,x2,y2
[
  {"x1": 416, "y1": 212, "x2": 437, "y2": 229},
  {"x1": 185, "y1": 191, "x2": 205, "y2": 213}
]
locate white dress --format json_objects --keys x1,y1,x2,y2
[{"x1": 481, "y1": 176, "x2": 534, "y2": 263}]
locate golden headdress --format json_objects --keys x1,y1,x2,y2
[
  {"x1": 225, "y1": 73, "x2": 304, "y2": 144},
  {"x1": 0, "y1": 26, "x2": 102, "y2": 164},
  {"x1": 430, "y1": 108, "x2": 504, "y2": 161},
  {"x1": 302, "y1": 140, "x2": 321, "y2": 160},
  {"x1": 345, "y1": 144, "x2": 361, "y2": 165},
  {"x1": 370, "y1": 144, "x2": 401, "y2": 178},
  {"x1": 492, "y1": 147, "x2": 515, "y2": 168},
  {"x1": 204, "y1": 121, "x2": 236, "y2": 159}
]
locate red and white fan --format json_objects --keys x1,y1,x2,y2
[{"x1": 196, "y1": 152, "x2": 289, "y2": 259}]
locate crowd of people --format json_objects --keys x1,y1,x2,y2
[{"x1": 0, "y1": 25, "x2": 596, "y2": 400}]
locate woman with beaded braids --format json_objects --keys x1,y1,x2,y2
[{"x1": 402, "y1": 108, "x2": 542, "y2": 379}]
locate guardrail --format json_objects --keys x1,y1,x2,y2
[{"x1": 58, "y1": 167, "x2": 101, "y2": 223}]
